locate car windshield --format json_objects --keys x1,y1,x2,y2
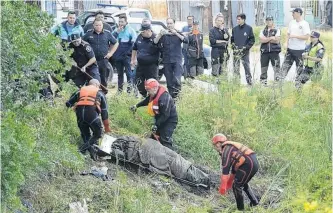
[
  {"x1": 77, "y1": 12, "x2": 95, "y2": 25},
  {"x1": 128, "y1": 23, "x2": 142, "y2": 33}
]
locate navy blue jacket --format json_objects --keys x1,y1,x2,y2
[
  {"x1": 83, "y1": 29, "x2": 117, "y2": 61},
  {"x1": 231, "y1": 23, "x2": 255, "y2": 51},
  {"x1": 157, "y1": 32, "x2": 188, "y2": 64},
  {"x1": 69, "y1": 41, "x2": 97, "y2": 69},
  {"x1": 133, "y1": 33, "x2": 160, "y2": 65}
]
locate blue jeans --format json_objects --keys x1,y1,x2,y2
[{"x1": 115, "y1": 56, "x2": 135, "y2": 93}]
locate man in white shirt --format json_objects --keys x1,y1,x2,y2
[{"x1": 279, "y1": 8, "x2": 310, "y2": 81}]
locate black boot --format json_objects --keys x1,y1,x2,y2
[
  {"x1": 233, "y1": 184, "x2": 245, "y2": 210},
  {"x1": 79, "y1": 142, "x2": 90, "y2": 154},
  {"x1": 88, "y1": 146, "x2": 98, "y2": 161},
  {"x1": 244, "y1": 183, "x2": 259, "y2": 207}
]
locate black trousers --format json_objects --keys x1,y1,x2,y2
[
  {"x1": 260, "y1": 52, "x2": 280, "y2": 84},
  {"x1": 67, "y1": 66, "x2": 101, "y2": 88},
  {"x1": 232, "y1": 154, "x2": 259, "y2": 210},
  {"x1": 164, "y1": 62, "x2": 183, "y2": 99},
  {"x1": 233, "y1": 51, "x2": 252, "y2": 85},
  {"x1": 152, "y1": 120, "x2": 177, "y2": 150},
  {"x1": 135, "y1": 63, "x2": 158, "y2": 97},
  {"x1": 280, "y1": 48, "x2": 304, "y2": 81},
  {"x1": 97, "y1": 59, "x2": 113, "y2": 88},
  {"x1": 211, "y1": 48, "x2": 228, "y2": 76},
  {"x1": 76, "y1": 106, "x2": 102, "y2": 153},
  {"x1": 182, "y1": 48, "x2": 190, "y2": 78},
  {"x1": 295, "y1": 66, "x2": 323, "y2": 88},
  {"x1": 188, "y1": 57, "x2": 204, "y2": 78}
]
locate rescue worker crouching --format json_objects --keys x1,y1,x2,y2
[
  {"x1": 187, "y1": 21, "x2": 204, "y2": 79},
  {"x1": 66, "y1": 79, "x2": 111, "y2": 160},
  {"x1": 212, "y1": 134, "x2": 259, "y2": 211},
  {"x1": 296, "y1": 31, "x2": 325, "y2": 88},
  {"x1": 130, "y1": 79, "x2": 178, "y2": 150},
  {"x1": 68, "y1": 33, "x2": 101, "y2": 88}
]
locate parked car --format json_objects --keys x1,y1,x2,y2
[
  {"x1": 84, "y1": 14, "x2": 118, "y2": 31},
  {"x1": 111, "y1": 8, "x2": 152, "y2": 23},
  {"x1": 77, "y1": 4, "x2": 152, "y2": 27}
]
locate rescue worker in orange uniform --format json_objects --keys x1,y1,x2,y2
[
  {"x1": 212, "y1": 133, "x2": 259, "y2": 211},
  {"x1": 130, "y1": 79, "x2": 178, "y2": 149},
  {"x1": 66, "y1": 79, "x2": 111, "y2": 160}
]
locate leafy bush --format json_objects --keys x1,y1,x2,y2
[
  {"x1": 1, "y1": 1, "x2": 71, "y2": 108},
  {"x1": 1, "y1": 2, "x2": 80, "y2": 211}
]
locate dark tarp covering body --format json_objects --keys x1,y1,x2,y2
[{"x1": 109, "y1": 136, "x2": 210, "y2": 186}]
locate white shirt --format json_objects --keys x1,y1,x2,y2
[
  {"x1": 287, "y1": 19, "x2": 311, "y2": 50},
  {"x1": 259, "y1": 28, "x2": 281, "y2": 38}
]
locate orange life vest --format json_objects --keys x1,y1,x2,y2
[
  {"x1": 74, "y1": 85, "x2": 101, "y2": 112},
  {"x1": 147, "y1": 86, "x2": 167, "y2": 116},
  {"x1": 222, "y1": 141, "x2": 255, "y2": 171}
]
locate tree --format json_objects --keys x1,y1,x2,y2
[{"x1": 1, "y1": 1, "x2": 71, "y2": 109}]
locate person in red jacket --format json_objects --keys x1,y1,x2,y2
[{"x1": 212, "y1": 133, "x2": 259, "y2": 210}]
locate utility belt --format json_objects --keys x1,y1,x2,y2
[{"x1": 73, "y1": 100, "x2": 101, "y2": 114}]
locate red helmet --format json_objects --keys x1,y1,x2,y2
[
  {"x1": 212, "y1": 134, "x2": 227, "y2": 144},
  {"x1": 145, "y1": 79, "x2": 159, "y2": 90}
]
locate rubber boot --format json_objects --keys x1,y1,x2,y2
[
  {"x1": 79, "y1": 142, "x2": 91, "y2": 154},
  {"x1": 88, "y1": 146, "x2": 98, "y2": 161},
  {"x1": 233, "y1": 184, "x2": 245, "y2": 210},
  {"x1": 244, "y1": 183, "x2": 259, "y2": 207}
]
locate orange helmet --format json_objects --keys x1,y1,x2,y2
[
  {"x1": 145, "y1": 78, "x2": 159, "y2": 90},
  {"x1": 212, "y1": 134, "x2": 227, "y2": 145}
]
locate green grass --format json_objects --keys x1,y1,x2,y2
[{"x1": 2, "y1": 42, "x2": 332, "y2": 213}]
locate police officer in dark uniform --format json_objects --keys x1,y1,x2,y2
[
  {"x1": 231, "y1": 13, "x2": 255, "y2": 85},
  {"x1": 83, "y1": 18, "x2": 119, "y2": 90},
  {"x1": 131, "y1": 23, "x2": 160, "y2": 97},
  {"x1": 83, "y1": 10, "x2": 113, "y2": 33},
  {"x1": 209, "y1": 15, "x2": 230, "y2": 77},
  {"x1": 154, "y1": 18, "x2": 188, "y2": 99},
  {"x1": 130, "y1": 79, "x2": 178, "y2": 149},
  {"x1": 296, "y1": 31, "x2": 325, "y2": 88},
  {"x1": 68, "y1": 33, "x2": 101, "y2": 88},
  {"x1": 66, "y1": 79, "x2": 111, "y2": 160},
  {"x1": 259, "y1": 15, "x2": 281, "y2": 85}
]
